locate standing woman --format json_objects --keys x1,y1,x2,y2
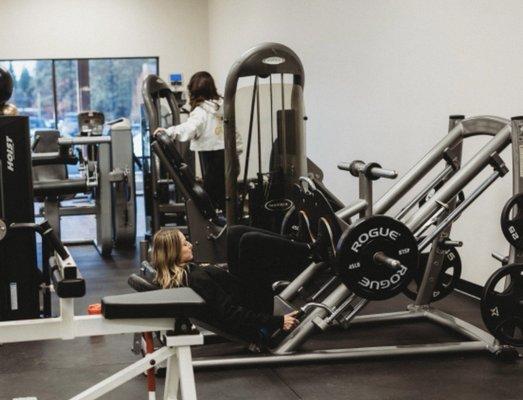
[{"x1": 154, "y1": 71, "x2": 241, "y2": 211}]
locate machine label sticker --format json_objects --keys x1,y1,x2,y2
[
  {"x1": 10, "y1": 282, "x2": 18, "y2": 310},
  {"x1": 5, "y1": 136, "x2": 14, "y2": 172},
  {"x1": 350, "y1": 228, "x2": 400, "y2": 253},
  {"x1": 262, "y1": 56, "x2": 285, "y2": 65},
  {"x1": 265, "y1": 199, "x2": 293, "y2": 212}
]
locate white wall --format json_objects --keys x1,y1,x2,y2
[
  {"x1": 0, "y1": 0, "x2": 209, "y2": 84},
  {"x1": 208, "y1": 0, "x2": 523, "y2": 285}
]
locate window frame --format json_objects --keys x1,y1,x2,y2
[{"x1": 0, "y1": 56, "x2": 160, "y2": 128}]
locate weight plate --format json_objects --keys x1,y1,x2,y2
[
  {"x1": 281, "y1": 183, "x2": 341, "y2": 243},
  {"x1": 336, "y1": 215, "x2": 419, "y2": 301},
  {"x1": 0, "y1": 219, "x2": 6, "y2": 241},
  {"x1": 281, "y1": 206, "x2": 299, "y2": 237},
  {"x1": 500, "y1": 193, "x2": 523, "y2": 250},
  {"x1": 281, "y1": 184, "x2": 305, "y2": 239},
  {"x1": 481, "y1": 263, "x2": 523, "y2": 347},
  {"x1": 403, "y1": 247, "x2": 462, "y2": 302},
  {"x1": 313, "y1": 217, "x2": 337, "y2": 264}
]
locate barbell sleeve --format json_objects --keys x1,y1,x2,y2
[
  {"x1": 368, "y1": 166, "x2": 398, "y2": 180},
  {"x1": 373, "y1": 251, "x2": 401, "y2": 269},
  {"x1": 491, "y1": 251, "x2": 508, "y2": 265}
]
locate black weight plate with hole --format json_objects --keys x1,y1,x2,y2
[
  {"x1": 481, "y1": 263, "x2": 523, "y2": 347},
  {"x1": 336, "y1": 215, "x2": 419, "y2": 301},
  {"x1": 500, "y1": 193, "x2": 523, "y2": 250},
  {"x1": 281, "y1": 184, "x2": 341, "y2": 242},
  {"x1": 281, "y1": 184, "x2": 306, "y2": 239},
  {"x1": 403, "y1": 247, "x2": 462, "y2": 302}
]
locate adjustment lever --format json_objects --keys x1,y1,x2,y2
[{"x1": 491, "y1": 251, "x2": 509, "y2": 265}]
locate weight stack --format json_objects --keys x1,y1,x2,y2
[{"x1": 0, "y1": 116, "x2": 40, "y2": 320}]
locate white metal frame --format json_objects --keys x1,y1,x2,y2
[{"x1": 0, "y1": 297, "x2": 203, "y2": 400}]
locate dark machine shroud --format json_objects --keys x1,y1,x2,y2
[
  {"x1": 142, "y1": 75, "x2": 194, "y2": 236},
  {"x1": 153, "y1": 134, "x2": 221, "y2": 224},
  {"x1": 0, "y1": 116, "x2": 40, "y2": 320}
]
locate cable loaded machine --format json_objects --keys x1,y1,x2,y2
[
  {"x1": 223, "y1": 42, "x2": 343, "y2": 232},
  {"x1": 141, "y1": 43, "x2": 343, "y2": 263},
  {"x1": 32, "y1": 112, "x2": 136, "y2": 256},
  {"x1": 141, "y1": 75, "x2": 194, "y2": 239}
]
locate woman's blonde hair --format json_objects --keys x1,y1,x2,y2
[{"x1": 151, "y1": 228, "x2": 188, "y2": 289}]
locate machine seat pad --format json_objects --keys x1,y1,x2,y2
[{"x1": 102, "y1": 287, "x2": 206, "y2": 319}]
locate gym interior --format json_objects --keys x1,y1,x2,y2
[{"x1": 0, "y1": 1, "x2": 522, "y2": 399}]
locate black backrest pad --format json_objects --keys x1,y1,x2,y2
[
  {"x1": 156, "y1": 134, "x2": 218, "y2": 220},
  {"x1": 102, "y1": 287, "x2": 205, "y2": 319}
]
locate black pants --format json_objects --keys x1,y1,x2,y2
[
  {"x1": 199, "y1": 149, "x2": 225, "y2": 211},
  {"x1": 227, "y1": 225, "x2": 311, "y2": 315}
]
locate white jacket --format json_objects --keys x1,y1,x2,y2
[{"x1": 166, "y1": 99, "x2": 243, "y2": 154}]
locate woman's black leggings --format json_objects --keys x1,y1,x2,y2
[
  {"x1": 227, "y1": 225, "x2": 311, "y2": 315},
  {"x1": 199, "y1": 149, "x2": 226, "y2": 211}
]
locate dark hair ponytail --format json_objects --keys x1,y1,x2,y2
[{"x1": 187, "y1": 71, "x2": 220, "y2": 110}]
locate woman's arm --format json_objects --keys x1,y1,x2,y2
[{"x1": 164, "y1": 107, "x2": 206, "y2": 142}]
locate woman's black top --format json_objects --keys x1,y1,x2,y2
[{"x1": 186, "y1": 263, "x2": 283, "y2": 339}]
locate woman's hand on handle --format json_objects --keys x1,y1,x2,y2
[
  {"x1": 283, "y1": 311, "x2": 300, "y2": 332},
  {"x1": 153, "y1": 127, "x2": 167, "y2": 138}
]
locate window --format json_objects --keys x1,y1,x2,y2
[
  {"x1": 0, "y1": 57, "x2": 158, "y2": 156},
  {"x1": 0, "y1": 60, "x2": 55, "y2": 132}
]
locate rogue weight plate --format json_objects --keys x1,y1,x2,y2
[
  {"x1": 481, "y1": 263, "x2": 523, "y2": 347},
  {"x1": 403, "y1": 247, "x2": 462, "y2": 302},
  {"x1": 500, "y1": 193, "x2": 523, "y2": 250},
  {"x1": 336, "y1": 215, "x2": 419, "y2": 300}
]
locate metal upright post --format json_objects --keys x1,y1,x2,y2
[
  {"x1": 508, "y1": 116, "x2": 523, "y2": 264},
  {"x1": 96, "y1": 141, "x2": 113, "y2": 256},
  {"x1": 415, "y1": 115, "x2": 464, "y2": 306}
]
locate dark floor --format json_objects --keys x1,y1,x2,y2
[{"x1": 0, "y1": 245, "x2": 522, "y2": 400}]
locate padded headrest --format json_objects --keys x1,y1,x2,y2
[
  {"x1": 128, "y1": 273, "x2": 160, "y2": 292},
  {"x1": 102, "y1": 287, "x2": 205, "y2": 319}
]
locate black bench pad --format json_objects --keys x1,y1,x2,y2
[{"x1": 102, "y1": 287, "x2": 206, "y2": 319}]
